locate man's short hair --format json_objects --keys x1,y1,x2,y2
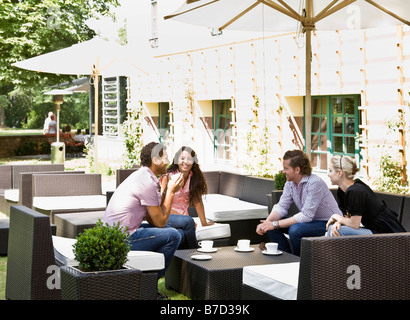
[
  {"x1": 140, "y1": 142, "x2": 166, "y2": 167},
  {"x1": 283, "y1": 149, "x2": 312, "y2": 176}
]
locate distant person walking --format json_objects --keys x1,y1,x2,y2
[
  {"x1": 43, "y1": 111, "x2": 54, "y2": 134},
  {"x1": 48, "y1": 114, "x2": 57, "y2": 134}
]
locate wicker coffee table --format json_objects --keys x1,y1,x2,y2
[{"x1": 165, "y1": 244, "x2": 300, "y2": 300}]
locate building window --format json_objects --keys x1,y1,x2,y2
[
  {"x1": 213, "y1": 99, "x2": 232, "y2": 161},
  {"x1": 158, "y1": 102, "x2": 170, "y2": 144},
  {"x1": 308, "y1": 95, "x2": 360, "y2": 171}
]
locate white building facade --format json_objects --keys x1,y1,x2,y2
[{"x1": 98, "y1": 0, "x2": 410, "y2": 183}]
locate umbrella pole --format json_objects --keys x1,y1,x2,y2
[
  {"x1": 94, "y1": 74, "x2": 99, "y2": 172},
  {"x1": 56, "y1": 103, "x2": 60, "y2": 143},
  {"x1": 304, "y1": 0, "x2": 313, "y2": 158},
  {"x1": 305, "y1": 28, "x2": 312, "y2": 158}
]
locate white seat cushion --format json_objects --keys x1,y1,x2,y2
[
  {"x1": 52, "y1": 235, "x2": 165, "y2": 272},
  {"x1": 202, "y1": 194, "x2": 268, "y2": 221},
  {"x1": 4, "y1": 189, "x2": 19, "y2": 202},
  {"x1": 243, "y1": 262, "x2": 300, "y2": 300},
  {"x1": 193, "y1": 217, "x2": 231, "y2": 240},
  {"x1": 33, "y1": 195, "x2": 106, "y2": 211}
]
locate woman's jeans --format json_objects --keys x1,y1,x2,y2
[
  {"x1": 325, "y1": 224, "x2": 373, "y2": 237},
  {"x1": 167, "y1": 214, "x2": 198, "y2": 249},
  {"x1": 267, "y1": 220, "x2": 327, "y2": 256},
  {"x1": 128, "y1": 214, "x2": 197, "y2": 278}
]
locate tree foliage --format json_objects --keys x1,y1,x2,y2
[{"x1": 0, "y1": 0, "x2": 120, "y2": 128}]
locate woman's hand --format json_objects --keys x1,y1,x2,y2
[
  {"x1": 326, "y1": 214, "x2": 342, "y2": 230},
  {"x1": 167, "y1": 172, "x2": 184, "y2": 194},
  {"x1": 328, "y1": 221, "x2": 342, "y2": 237}
]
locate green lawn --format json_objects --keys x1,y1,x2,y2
[
  {"x1": 0, "y1": 256, "x2": 6, "y2": 300},
  {"x1": 0, "y1": 128, "x2": 43, "y2": 136}
]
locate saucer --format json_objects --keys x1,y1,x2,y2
[
  {"x1": 191, "y1": 254, "x2": 212, "y2": 260},
  {"x1": 262, "y1": 250, "x2": 283, "y2": 256},
  {"x1": 234, "y1": 247, "x2": 254, "y2": 252},
  {"x1": 197, "y1": 248, "x2": 218, "y2": 253}
]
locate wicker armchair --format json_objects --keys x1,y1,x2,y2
[
  {"x1": 6, "y1": 205, "x2": 59, "y2": 300},
  {"x1": 298, "y1": 233, "x2": 410, "y2": 300},
  {"x1": 242, "y1": 232, "x2": 410, "y2": 300}
]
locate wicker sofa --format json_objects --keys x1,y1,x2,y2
[
  {"x1": 0, "y1": 164, "x2": 64, "y2": 215},
  {"x1": 242, "y1": 232, "x2": 410, "y2": 300},
  {"x1": 31, "y1": 173, "x2": 107, "y2": 223}
]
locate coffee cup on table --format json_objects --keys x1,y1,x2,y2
[
  {"x1": 198, "y1": 240, "x2": 214, "y2": 251},
  {"x1": 237, "y1": 239, "x2": 251, "y2": 251},
  {"x1": 265, "y1": 242, "x2": 279, "y2": 254}
]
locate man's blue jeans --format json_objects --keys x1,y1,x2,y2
[
  {"x1": 128, "y1": 214, "x2": 196, "y2": 278},
  {"x1": 267, "y1": 220, "x2": 327, "y2": 256}
]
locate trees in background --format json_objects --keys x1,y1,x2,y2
[{"x1": 0, "y1": 0, "x2": 120, "y2": 128}]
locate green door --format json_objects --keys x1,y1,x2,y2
[{"x1": 308, "y1": 95, "x2": 360, "y2": 171}]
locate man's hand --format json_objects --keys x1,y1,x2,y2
[{"x1": 256, "y1": 220, "x2": 274, "y2": 235}]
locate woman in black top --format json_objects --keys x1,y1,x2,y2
[{"x1": 326, "y1": 155, "x2": 406, "y2": 236}]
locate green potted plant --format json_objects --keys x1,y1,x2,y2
[
  {"x1": 60, "y1": 220, "x2": 142, "y2": 300},
  {"x1": 274, "y1": 171, "x2": 286, "y2": 191}
]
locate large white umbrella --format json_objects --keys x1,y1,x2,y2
[
  {"x1": 165, "y1": 0, "x2": 410, "y2": 156},
  {"x1": 13, "y1": 36, "x2": 148, "y2": 166}
]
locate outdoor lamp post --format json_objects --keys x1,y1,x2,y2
[{"x1": 44, "y1": 89, "x2": 73, "y2": 164}]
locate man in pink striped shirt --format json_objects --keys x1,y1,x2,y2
[{"x1": 257, "y1": 150, "x2": 342, "y2": 256}]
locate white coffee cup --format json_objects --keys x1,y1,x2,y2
[
  {"x1": 237, "y1": 239, "x2": 250, "y2": 250},
  {"x1": 265, "y1": 242, "x2": 278, "y2": 253},
  {"x1": 198, "y1": 240, "x2": 214, "y2": 251}
]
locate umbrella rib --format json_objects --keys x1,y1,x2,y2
[
  {"x1": 365, "y1": 0, "x2": 410, "y2": 27},
  {"x1": 219, "y1": 2, "x2": 260, "y2": 30},
  {"x1": 260, "y1": 0, "x2": 303, "y2": 21},
  {"x1": 314, "y1": 0, "x2": 357, "y2": 24},
  {"x1": 276, "y1": 0, "x2": 304, "y2": 20},
  {"x1": 164, "y1": 0, "x2": 219, "y2": 20},
  {"x1": 314, "y1": 0, "x2": 341, "y2": 22}
]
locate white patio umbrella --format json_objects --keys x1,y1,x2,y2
[
  {"x1": 165, "y1": 0, "x2": 410, "y2": 156},
  {"x1": 13, "y1": 36, "x2": 148, "y2": 166}
]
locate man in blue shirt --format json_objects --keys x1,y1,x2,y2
[{"x1": 257, "y1": 150, "x2": 342, "y2": 256}]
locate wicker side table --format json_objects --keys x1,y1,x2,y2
[{"x1": 165, "y1": 245, "x2": 299, "y2": 300}]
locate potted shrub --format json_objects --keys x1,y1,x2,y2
[
  {"x1": 60, "y1": 220, "x2": 142, "y2": 300},
  {"x1": 274, "y1": 171, "x2": 286, "y2": 190}
]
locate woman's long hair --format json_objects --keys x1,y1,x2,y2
[{"x1": 167, "y1": 146, "x2": 208, "y2": 206}]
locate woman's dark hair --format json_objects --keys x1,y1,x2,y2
[
  {"x1": 167, "y1": 146, "x2": 208, "y2": 205},
  {"x1": 140, "y1": 142, "x2": 166, "y2": 167},
  {"x1": 283, "y1": 149, "x2": 312, "y2": 176}
]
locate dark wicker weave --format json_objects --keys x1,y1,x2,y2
[
  {"x1": 32, "y1": 173, "x2": 102, "y2": 197},
  {"x1": 6, "y1": 205, "x2": 60, "y2": 300},
  {"x1": 165, "y1": 244, "x2": 299, "y2": 300},
  {"x1": 60, "y1": 266, "x2": 142, "y2": 300},
  {"x1": 298, "y1": 233, "x2": 410, "y2": 300},
  {"x1": 0, "y1": 219, "x2": 10, "y2": 255}
]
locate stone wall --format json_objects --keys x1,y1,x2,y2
[{"x1": 0, "y1": 135, "x2": 51, "y2": 158}]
